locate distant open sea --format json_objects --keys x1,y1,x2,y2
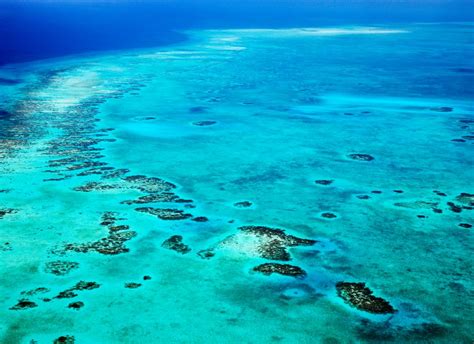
[{"x1": 1, "y1": 0, "x2": 473, "y2": 66}]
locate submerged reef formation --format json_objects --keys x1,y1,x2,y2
[
  {"x1": 315, "y1": 179, "x2": 334, "y2": 186},
  {"x1": 455, "y1": 192, "x2": 474, "y2": 206},
  {"x1": 233, "y1": 201, "x2": 253, "y2": 208},
  {"x1": 347, "y1": 153, "x2": 374, "y2": 161},
  {"x1": 53, "y1": 212, "x2": 137, "y2": 255},
  {"x1": 197, "y1": 249, "x2": 215, "y2": 259},
  {"x1": 55, "y1": 281, "x2": 101, "y2": 299},
  {"x1": 321, "y1": 212, "x2": 337, "y2": 219},
  {"x1": 135, "y1": 207, "x2": 193, "y2": 220},
  {"x1": 192, "y1": 120, "x2": 217, "y2": 126},
  {"x1": 0, "y1": 208, "x2": 17, "y2": 219},
  {"x1": 336, "y1": 282, "x2": 396, "y2": 314},
  {"x1": 21, "y1": 287, "x2": 50, "y2": 297},
  {"x1": 236, "y1": 225, "x2": 317, "y2": 261},
  {"x1": 162, "y1": 235, "x2": 191, "y2": 254},
  {"x1": 68, "y1": 301, "x2": 84, "y2": 310},
  {"x1": 253, "y1": 263, "x2": 307, "y2": 278},
  {"x1": 124, "y1": 282, "x2": 142, "y2": 289},
  {"x1": 9, "y1": 299, "x2": 38, "y2": 311},
  {"x1": 44, "y1": 260, "x2": 79, "y2": 276},
  {"x1": 62, "y1": 226, "x2": 136, "y2": 255},
  {"x1": 53, "y1": 335, "x2": 76, "y2": 344}
]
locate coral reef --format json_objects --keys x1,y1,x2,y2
[
  {"x1": 253, "y1": 263, "x2": 307, "y2": 278},
  {"x1": 348, "y1": 154, "x2": 374, "y2": 161},
  {"x1": 136, "y1": 207, "x2": 193, "y2": 220},
  {"x1": 336, "y1": 282, "x2": 396, "y2": 314},
  {"x1": 44, "y1": 261, "x2": 79, "y2": 276},
  {"x1": 9, "y1": 299, "x2": 38, "y2": 310},
  {"x1": 162, "y1": 235, "x2": 191, "y2": 254},
  {"x1": 233, "y1": 201, "x2": 253, "y2": 208}
]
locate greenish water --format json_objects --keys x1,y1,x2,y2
[{"x1": 0, "y1": 24, "x2": 473, "y2": 343}]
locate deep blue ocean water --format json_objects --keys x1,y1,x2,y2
[
  {"x1": 0, "y1": 1, "x2": 473, "y2": 344},
  {"x1": 1, "y1": 0, "x2": 474, "y2": 66}
]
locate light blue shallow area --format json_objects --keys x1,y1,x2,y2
[{"x1": 0, "y1": 23, "x2": 473, "y2": 343}]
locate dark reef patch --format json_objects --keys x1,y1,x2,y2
[
  {"x1": 21, "y1": 287, "x2": 50, "y2": 296},
  {"x1": 53, "y1": 335, "x2": 76, "y2": 344},
  {"x1": 63, "y1": 230, "x2": 136, "y2": 255},
  {"x1": 162, "y1": 235, "x2": 191, "y2": 254},
  {"x1": 1, "y1": 242, "x2": 12, "y2": 251},
  {"x1": 455, "y1": 193, "x2": 474, "y2": 206},
  {"x1": 0, "y1": 208, "x2": 17, "y2": 219},
  {"x1": 121, "y1": 193, "x2": 187, "y2": 205},
  {"x1": 55, "y1": 281, "x2": 100, "y2": 299},
  {"x1": 125, "y1": 282, "x2": 142, "y2": 289},
  {"x1": 253, "y1": 263, "x2": 307, "y2": 278},
  {"x1": 315, "y1": 179, "x2": 334, "y2": 186},
  {"x1": 192, "y1": 120, "x2": 217, "y2": 126},
  {"x1": 197, "y1": 249, "x2": 215, "y2": 259},
  {"x1": 57, "y1": 212, "x2": 136, "y2": 255},
  {"x1": 123, "y1": 175, "x2": 176, "y2": 193},
  {"x1": 68, "y1": 301, "x2": 84, "y2": 310},
  {"x1": 191, "y1": 216, "x2": 208, "y2": 223},
  {"x1": 9, "y1": 299, "x2": 38, "y2": 310},
  {"x1": 429, "y1": 106, "x2": 453, "y2": 112},
  {"x1": 238, "y1": 225, "x2": 316, "y2": 261},
  {"x1": 44, "y1": 260, "x2": 79, "y2": 276},
  {"x1": 447, "y1": 202, "x2": 462, "y2": 213},
  {"x1": 348, "y1": 153, "x2": 374, "y2": 161},
  {"x1": 458, "y1": 223, "x2": 472, "y2": 229},
  {"x1": 136, "y1": 207, "x2": 193, "y2": 220},
  {"x1": 321, "y1": 212, "x2": 337, "y2": 219},
  {"x1": 233, "y1": 201, "x2": 253, "y2": 208},
  {"x1": 336, "y1": 282, "x2": 396, "y2": 314}
]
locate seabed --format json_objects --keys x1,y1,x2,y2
[{"x1": 0, "y1": 24, "x2": 473, "y2": 343}]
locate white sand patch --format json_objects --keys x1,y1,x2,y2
[
  {"x1": 203, "y1": 45, "x2": 247, "y2": 51},
  {"x1": 218, "y1": 232, "x2": 263, "y2": 258},
  {"x1": 214, "y1": 27, "x2": 409, "y2": 37},
  {"x1": 210, "y1": 36, "x2": 241, "y2": 43},
  {"x1": 138, "y1": 50, "x2": 208, "y2": 59}
]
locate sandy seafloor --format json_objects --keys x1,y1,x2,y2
[{"x1": 0, "y1": 23, "x2": 473, "y2": 343}]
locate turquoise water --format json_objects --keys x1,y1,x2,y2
[{"x1": 0, "y1": 23, "x2": 473, "y2": 343}]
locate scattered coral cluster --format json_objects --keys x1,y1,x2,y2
[{"x1": 336, "y1": 282, "x2": 396, "y2": 314}]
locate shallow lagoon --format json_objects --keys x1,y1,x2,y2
[{"x1": 0, "y1": 23, "x2": 473, "y2": 343}]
